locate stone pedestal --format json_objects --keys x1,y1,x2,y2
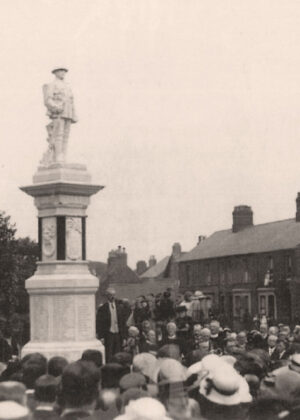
[{"x1": 20, "y1": 163, "x2": 105, "y2": 361}]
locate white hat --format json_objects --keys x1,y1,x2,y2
[
  {"x1": 220, "y1": 355, "x2": 237, "y2": 367},
  {"x1": 289, "y1": 354, "x2": 300, "y2": 373},
  {"x1": 158, "y1": 358, "x2": 187, "y2": 384},
  {"x1": 0, "y1": 401, "x2": 29, "y2": 420},
  {"x1": 194, "y1": 290, "x2": 205, "y2": 299},
  {"x1": 199, "y1": 364, "x2": 252, "y2": 406},
  {"x1": 201, "y1": 354, "x2": 223, "y2": 373},
  {"x1": 187, "y1": 361, "x2": 203, "y2": 376},
  {"x1": 132, "y1": 353, "x2": 157, "y2": 382},
  {"x1": 117, "y1": 397, "x2": 171, "y2": 420}
]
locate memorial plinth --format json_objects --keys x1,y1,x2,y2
[{"x1": 20, "y1": 163, "x2": 105, "y2": 361}]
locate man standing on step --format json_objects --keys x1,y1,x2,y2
[{"x1": 96, "y1": 287, "x2": 126, "y2": 362}]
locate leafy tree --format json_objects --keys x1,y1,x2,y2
[{"x1": 0, "y1": 211, "x2": 38, "y2": 322}]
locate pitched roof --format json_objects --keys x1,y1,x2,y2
[
  {"x1": 88, "y1": 261, "x2": 107, "y2": 277},
  {"x1": 140, "y1": 255, "x2": 170, "y2": 279},
  {"x1": 180, "y1": 218, "x2": 300, "y2": 262},
  {"x1": 104, "y1": 265, "x2": 141, "y2": 284}
]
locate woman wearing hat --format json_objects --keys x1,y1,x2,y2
[{"x1": 197, "y1": 357, "x2": 252, "y2": 419}]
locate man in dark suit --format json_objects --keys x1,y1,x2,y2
[
  {"x1": 33, "y1": 375, "x2": 59, "y2": 420},
  {"x1": 267, "y1": 334, "x2": 278, "y2": 360},
  {"x1": 96, "y1": 287, "x2": 126, "y2": 362},
  {"x1": 272, "y1": 339, "x2": 290, "y2": 361},
  {"x1": 60, "y1": 361, "x2": 100, "y2": 419}
]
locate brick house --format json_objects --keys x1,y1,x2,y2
[
  {"x1": 140, "y1": 243, "x2": 186, "y2": 294},
  {"x1": 178, "y1": 196, "x2": 300, "y2": 328},
  {"x1": 93, "y1": 244, "x2": 185, "y2": 305}
]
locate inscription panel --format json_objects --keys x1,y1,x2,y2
[
  {"x1": 77, "y1": 295, "x2": 94, "y2": 340},
  {"x1": 52, "y1": 296, "x2": 76, "y2": 341},
  {"x1": 31, "y1": 296, "x2": 49, "y2": 342}
]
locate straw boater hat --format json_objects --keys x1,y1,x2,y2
[{"x1": 199, "y1": 358, "x2": 252, "y2": 406}]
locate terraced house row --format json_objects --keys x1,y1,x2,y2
[{"x1": 178, "y1": 194, "x2": 300, "y2": 328}]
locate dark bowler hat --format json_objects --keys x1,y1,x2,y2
[
  {"x1": 52, "y1": 67, "x2": 68, "y2": 74},
  {"x1": 119, "y1": 373, "x2": 146, "y2": 392},
  {"x1": 101, "y1": 363, "x2": 130, "y2": 388},
  {"x1": 111, "y1": 352, "x2": 133, "y2": 367}
]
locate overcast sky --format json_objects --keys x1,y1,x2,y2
[{"x1": 1, "y1": 1, "x2": 300, "y2": 267}]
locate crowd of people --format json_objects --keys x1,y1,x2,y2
[{"x1": 1, "y1": 288, "x2": 300, "y2": 419}]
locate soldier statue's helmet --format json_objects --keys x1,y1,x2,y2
[{"x1": 52, "y1": 67, "x2": 68, "y2": 74}]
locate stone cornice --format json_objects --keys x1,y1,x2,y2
[{"x1": 20, "y1": 182, "x2": 104, "y2": 198}]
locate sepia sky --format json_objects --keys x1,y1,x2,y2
[{"x1": 1, "y1": 0, "x2": 300, "y2": 267}]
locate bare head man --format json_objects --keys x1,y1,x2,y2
[
  {"x1": 210, "y1": 320, "x2": 220, "y2": 335},
  {"x1": 106, "y1": 287, "x2": 116, "y2": 302}
]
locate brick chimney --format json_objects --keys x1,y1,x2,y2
[
  {"x1": 149, "y1": 255, "x2": 157, "y2": 267},
  {"x1": 172, "y1": 242, "x2": 182, "y2": 258},
  {"x1": 108, "y1": 245, "x2": 127, "y2": 268},
  {"x1": 296, "y1": 193, "x2": 300, "y2": 221},
  {"x1": 136, "y1": 260, "x2": 147, "y2": 275},
  {"x1": 232, "y1": 205, "x2": 253, "y2": 233}
]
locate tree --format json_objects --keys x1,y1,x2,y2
[{"x1": 0, "y1": 211, "x2": 38, "y2": 322}]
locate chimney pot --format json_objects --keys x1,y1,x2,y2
[
  {"x1": 198, "y1": 235, "x2": 206, "y2": 245},
  {"x1": 149, "y1": 255, "x2": 157, "y2": 267}
]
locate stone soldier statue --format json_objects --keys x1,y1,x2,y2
[{"x1": 41, "y1": 67, "x2": 77, "y2": 165}]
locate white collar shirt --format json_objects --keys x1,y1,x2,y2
[{"x1": 109, "y1": 301, "x2": 119, "y2": 333}]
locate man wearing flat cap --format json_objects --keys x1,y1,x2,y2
[{"x1": 42, "y1": 67, "x2": 77, "y2": 164}]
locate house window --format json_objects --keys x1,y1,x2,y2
[
  {"x1": 227, "y1": 260, "x2": 232, "y2": 283},
  {"x1": 186, "y1": 264, "x2": 191, "y2": 286},
  {"x1": 232, "y1": 291, "x2": 251, "y2": 317},
  {"x1": 259, "y1": 295, "x2": 266, "y2": 314},
  {"x1": 220, "y1": 294, "x2": 225, "y2": 312},
  {"x1": 258, "y1": 288, "x2": 277, "y2": 319},
  {"x1": 207, "y1": 296, "x2": 212, "y2": 308},
  {"x1": 220, "y1": 261, "x2": 225, "y2": 284},
  {"x1": 206, "y1": 263, "x2": 211, "y2": 284},
  {"x1": 285, "y1": 254, "x2": 292, "y2": 279},
  {"x1": 243, "y1": 258, "x2": 250, "y2": 283}
]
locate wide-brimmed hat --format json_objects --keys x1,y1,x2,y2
[
  {"x1": 260, "y1": 369, "x2": 300, "y2": 403},
  {"x1": 52, "y1": 67, "x2": 68, "y2": 74},
  {"x1": 132, "y1": 353, "x2": 157, "y2": 382},
  {"x1": 289, "y1": 354, "x2": 300, "y2": 374},
  {"x1": 0, "y1": 401, "x2": 29, "y2": 420},
  {"x1": 158, "y1": 358, "x2": 187, "y2": 385},
  {"x1": 187, "y1": 361, "x2": 203, "y2": 376},
  {"x1": 199, "y1": 363, "x2": 252, "y2": 406},
  {"x1": 114, "y1": 397, "x2": 171, "y2": 420}
]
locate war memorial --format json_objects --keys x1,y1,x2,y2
[{"x1": 20, "y1": 67, "x2": 104, "y2": 361}]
